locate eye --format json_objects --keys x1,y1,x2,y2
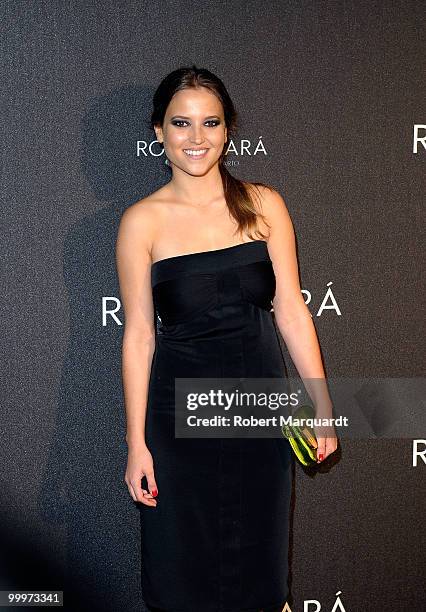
[{"x1": 171, "y1": 119, "x2": 221, "y2": 127}]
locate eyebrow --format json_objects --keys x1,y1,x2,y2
[{"x1": 170, "y1": 115, "x2": 221, "y2": 120}]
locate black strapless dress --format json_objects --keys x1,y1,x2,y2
[{"x1": 141, "y1": 240, "x2": 293, "y2": 612}]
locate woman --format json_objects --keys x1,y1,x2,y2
[{"x1": 116, "y1": 65, "x2": 337, "y2": 612}]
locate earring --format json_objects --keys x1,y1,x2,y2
[{"x1": 160, "y1": 142, "x2": 170, "y2": 166}]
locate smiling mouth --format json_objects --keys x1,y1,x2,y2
[{"x1": 183, "y1": 148, "x2": 209, "y2": 158}]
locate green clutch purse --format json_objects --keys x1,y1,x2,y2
[{"x1": 281, "y1": 405, "x2": 318, "y2": 466}]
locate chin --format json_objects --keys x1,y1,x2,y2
[{"x1": 186, "y1": 167, "x2": 213, "y2": 177}]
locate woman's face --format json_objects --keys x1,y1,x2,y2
[{"x1": 155, "y1": 87, "x2": 227, "y2": 176}]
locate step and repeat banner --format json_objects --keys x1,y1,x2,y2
[{"x1": 1, "y1": 1, "x2": 424, "y2": 611}]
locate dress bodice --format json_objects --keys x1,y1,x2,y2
[{"x1": 151, "y1": 240, "x2": 275, "y2": 328}]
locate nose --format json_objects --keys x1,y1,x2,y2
[{"x1": 189, "y1": 123, "x2": 205, "y2": 144}]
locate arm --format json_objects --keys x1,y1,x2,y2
[
  {"x1": 115, "y1": 203, "x2": 159, "y2": 505},
  {"x1": 259, "y1": 187, "x2": 333, "y2": 416},
  {"x1": 116, "y1": 203, "x2": 156, "y2": 447}
]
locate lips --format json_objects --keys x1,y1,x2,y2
[{"x1": 183, "y1": 148, "x2": 209, "y2": 159}]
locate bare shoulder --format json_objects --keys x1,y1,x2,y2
[
  {"x1": 244, "y1": 182, "x2": 293, "y2": 239},
  {"x1": 117, "y1": 187, "x2": 168, "y2": 251},
  {"x1": 120, "y1": 186, "x2": 168, "y2": 224},
  {"x1": 245, "y1": 182, "x2": 288, "y2": 212}
]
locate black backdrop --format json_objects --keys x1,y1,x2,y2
[{"x1": 1, "y1": 1, "x2": 425, "y2": 611}]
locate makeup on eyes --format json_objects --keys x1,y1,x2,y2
[{"x1": 170, "y1": 117, "x2": 221, "y2": 126}]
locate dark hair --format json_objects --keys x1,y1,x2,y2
[{"x1": 150, "y1": 64, "x2": 271, "y2": 241}]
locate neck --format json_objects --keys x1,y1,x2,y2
[{"x1": 168, "y1": 163, "x2": 225, "y2": 206}]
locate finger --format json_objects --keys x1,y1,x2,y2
[
  {"x1": 127, "y1": 483, "x2": 137, "y2": 502},
  {"x1": 140, "y1": 496, "x2": 157, "y2": 507},
  {"x1": 132, "y1": 479, "x2": 157, "y2": 505},
  {"x1": 142, "y1": 488, "x2": 154, "y2": 499},
  {"x1": 316, "y1": 437, "x2": 326, "y2": 462},
  {"x1": 146, "y1": 472, "x2": 159, "y2": 498},
  {"x1": 327, "y1": 436, "x2": 338, "y2": 456}
]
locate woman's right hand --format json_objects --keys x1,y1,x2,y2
[{"x1": 125, "y1": 443, "x2": 158, "y2": 507}]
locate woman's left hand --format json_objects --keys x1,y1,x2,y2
[{"x1": 313, "y1": 414, "x2": 338, "y2": 462}]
